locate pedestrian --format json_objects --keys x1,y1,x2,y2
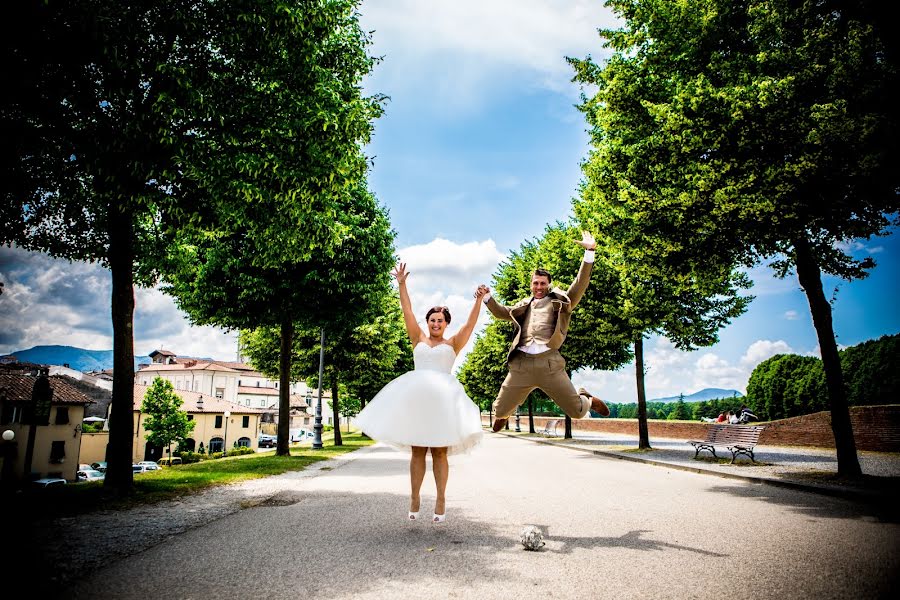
[
  {"x1": 354, "y1": 262, "x2": 485, "y2": 524},
  {"x1": 478, "y1": 230, "x2": 610, "y2": 433}
]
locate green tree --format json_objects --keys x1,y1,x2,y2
[
  {"x1": 841, "y1": 333, "x2": 900, "y2": 406},
  {"x1": 166, "y1": 181, "x2": 394, "y2": 452},
  {"x1": 3, "y1": 0, "x2": 385, "y2": 491},
  {"x1": 571, "y1": 0, "x2": 898, "y2": 475},
  {"x1": 239, "y1": 290, "x2": 411, "y2": 446},
  {"x1": 668, "y1": 396, "x2": 689, "y2": 420},
  {"x1": 141, "y1": 377, "x2": 195, "y2": 462}
]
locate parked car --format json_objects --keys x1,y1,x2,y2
[
  {"x1": 91, "y1": 461, "x2": 108, "y2": 473},
  {"x1": 76, "y1": 469, "x2": 105, "y2": 482},
  {"x1": 132, "y1": 463, "x2": 161, "y2": 474},
  {"x1": 258, "y1": 436, "x2": 276, "y2": 448},
  {"x1": 136, "y1": 461, "x2": 158, "y2": 467},
  {"x1": 32, "y1": 477, "x2": 67, "y2": 488},
  {"x1": 157, "y1": 457, "x2": 183, "y2": 466}
]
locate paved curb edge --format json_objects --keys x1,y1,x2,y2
[{"x1": 490, "y1": 429, "x2": 892, "y2": 504}]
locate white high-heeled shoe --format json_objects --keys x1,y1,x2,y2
[
  {"x1": 408, "y1": 511, "x2": 420, "y2": 521},
  {"x1": 432, "y1": 513, "x2": 446, "y2": 524}
]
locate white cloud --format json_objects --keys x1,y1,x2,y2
[
  {"x1": 572, "y1": 338, "x2": 807, "y2": 404},
  {"x1": 783, "y1": 310, "x2": 799, "y2": 320},
  {"x1": 739, "y1": 339, "x2": 793, "y2": 366},
  {"x1": 360, "y1": 1, "x2": 619, "y2": 110},
  {"x1": 396, "y1": 237, "x2": 506, "y2": 369}
]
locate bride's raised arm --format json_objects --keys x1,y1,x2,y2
[
  {"x1": 393, "y1": 262, "x2": 424, "y2": 345},
  {"x1": 450, "y1": 286, "x2": 487, "y2": 354}
]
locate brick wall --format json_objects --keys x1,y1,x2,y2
[{"x1": 483, "y1": 404, "x2": 900, "y2": 452}]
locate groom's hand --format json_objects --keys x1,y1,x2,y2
[{"x1": 574, "y1": 231, "x2": 596, "y2": 251}]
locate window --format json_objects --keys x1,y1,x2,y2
[
  {"x1": 49, "y1": 440, "x2": 66, "y2": 463},
  {"x1": 242, "y1": 415, "x2": 249, "y2": 428},
  {"x1": 215, "y1": 388, "x2": 224, "y2": 399},
  {"x1": 187, "y1": 415, "x2": 193, "y2": 421},
  {"x1": 260, "y1": 400, "x2": 266, "y2": 407},
  {"x1": 54, "y1": 407, "x2": 69, "y2": 425},
  {"x1": 256, "y1": 382, "x2": 260, "y2": 387},
  {"x1": 215, "y1": 415, "x2": 223, "y2": 428}
]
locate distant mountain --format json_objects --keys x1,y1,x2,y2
[
  {"x1": 651, "y1": 388, "x2": 743, "y2": 403},
  {"x1": 1, "y1": 345, "x2": 151, "y2": 372}
]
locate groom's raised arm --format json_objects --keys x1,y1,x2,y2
[
  {"x1": 478, "y1": 284, "x2": 515, "y2": 321},
  {"x1": 565, "y1": 231, "x2": 596, "y2": 309}
]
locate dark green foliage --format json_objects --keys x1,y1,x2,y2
[{"x1": 745, "y1": 333, "x2": 899, "y2": 420}]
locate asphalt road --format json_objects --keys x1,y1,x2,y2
[{"x1": 65, "y1": 434, "x2": 899, "y2": 600}]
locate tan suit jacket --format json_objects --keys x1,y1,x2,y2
[{"x1": 486, "y1": 259, "x2": 593, "y2": 364}]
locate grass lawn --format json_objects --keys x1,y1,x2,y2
[{"x1": 16, "y1": 430, "x2": 373, "y2": 519}]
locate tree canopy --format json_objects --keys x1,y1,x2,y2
[
  {"x1": 2, "y1": 0, "x2": 389, "y2": 488},
  {"x1": 569, "y1": 0, "x2": 898, "y2": 473}
]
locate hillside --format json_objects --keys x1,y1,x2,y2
[
  {"x1": 1, "y1": 345, "x2": 151, "y2": 372},
  {"x1": 650, "y1": 388, "x2": 743, "y2": 403}
]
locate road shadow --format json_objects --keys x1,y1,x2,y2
[
  {"x1": 704, "y1": 481, "x2": 900, "y2": 524},
  {"x1": 521, "y1": 526, "x2": 727, "y2": 557}
]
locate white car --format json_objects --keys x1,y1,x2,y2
[
  {"x1": 77, "y1": 469, "x2": 105, "y2": 482},
  {"x1": 132, "y1": 463, "x2": 161, "y2": 474},
  {"x1": 32, "y1": 477, "x2": 67, "y2": 488}
]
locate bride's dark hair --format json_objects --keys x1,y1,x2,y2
[{"x1": 425, "y1": 306, "x2": 451, "y2": 324}]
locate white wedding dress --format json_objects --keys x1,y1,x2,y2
[{"x1": 354, "y1": 342, "x2": 484, "y2": 455}]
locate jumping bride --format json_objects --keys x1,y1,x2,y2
[{"x1": 354, "y1": 262, "x2": 485, "y2": 524}]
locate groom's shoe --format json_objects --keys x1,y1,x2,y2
[
  {"x1": 492, "y1": 418, "x2": 508, "y2": 432},
  {"x1": 579, "y1": 387, "x2": 611, "y2": 417}
]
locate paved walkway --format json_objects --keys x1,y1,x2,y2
[
  {"x1": 51, "y1": 432, "x2": 900, "y2": 600},
  {"x1": 495, "y1": 426, "x2": 900, "y2": 503}
]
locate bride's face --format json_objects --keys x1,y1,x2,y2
[{"x1": 426, "y1": 312, "x2": 448, "y2": 338}]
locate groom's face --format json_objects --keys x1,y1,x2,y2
[{"x1": 531, "y1": 274, "x2": 550, "y2": 299}]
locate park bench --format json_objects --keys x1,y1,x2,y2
[
  {"x1": 688, "y1": 424, "x2": 766, "y2": 463},
  {"x1": 540, "y1": 419, "x2": 560, "y2": 437}
]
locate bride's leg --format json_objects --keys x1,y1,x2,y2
[
  {"x1": 430, "y1": 447, "x2": 449, "y2": 516},
  {"x1": 410, "y1": 446, "x2": 427, "y2": 513}
]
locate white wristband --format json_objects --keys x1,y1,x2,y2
[{"x1": 584, "y1": 249, "x2": 595, "y2": 263}]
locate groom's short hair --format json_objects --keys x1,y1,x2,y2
[{"x1": 532, "y1": 268, "x2": 552, "y2": 283}]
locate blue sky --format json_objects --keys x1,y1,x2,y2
[{"x1": 1, "y1": 1, "x2": 897, "y2": 403}]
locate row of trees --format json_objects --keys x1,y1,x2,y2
[
  {"x1": 745, "y1": 333, "x2": 899, "y2": 421},
  {"x1": 458, "y1": 1, "x2": 897, "y2": 477},
  {"x1": 2, "y1": 0, "x2": 399, "y2": 493}
]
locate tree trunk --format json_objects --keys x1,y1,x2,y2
[
  {"x1": 635, "y1": 337, "x2": 651, "y2": 449},
  {"x1": 277, "y1": 318, "x2": 293, "y2": 456},
  {"x1": 104, "y1": 204, "x2": 136, "y2": 493},
  {"x1": 794, "y1": 237, "x2": 861, "y2": 476},
  {"x1": 527, "y1": 396, "x2": 535, "y2": 433},
  {"x1": 331, "y1": 379, "x2": 342, "y2": 446}
]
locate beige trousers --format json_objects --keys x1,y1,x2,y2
[{"x1": 493, "y1": 349, "x2": 589, "y2": 419}]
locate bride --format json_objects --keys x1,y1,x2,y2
[{"x1": 354, "y1": 262, "x2": 485, "y2": 523}]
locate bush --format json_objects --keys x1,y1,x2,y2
[{"x1": 177, "y1": 451, "x2": 205, "y2": 464}]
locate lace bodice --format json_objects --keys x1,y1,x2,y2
[{"x1": 413, "y1": 342, "x2": 456, "y2": 373}]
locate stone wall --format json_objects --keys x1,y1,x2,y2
[{"x1": 483, "y1": 404, "x2": 900, "y2": 452}]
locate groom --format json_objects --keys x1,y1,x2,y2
[{"x1": 478, "y1": 231, "x2": 609, "y2": 432}]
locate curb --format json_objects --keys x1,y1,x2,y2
[{"x1": 492, "y1": 429, "x2": 896, "y2": 504}]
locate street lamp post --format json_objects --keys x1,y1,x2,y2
[
  {"x1": 1, "y1": 429, "x2": 15, "y2": 489},
  {"x1": 515, "y1": 406, "x2": 521, "y2": 432},
  {"x1": 223, "y1": 410, "x2": 230, "y2": 457},
  {"x1": 313, "y1": 328, "x2": 325, "y2": 450}
]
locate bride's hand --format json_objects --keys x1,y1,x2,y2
[{"x1": 392, "y1": 262, "x2": 410, "y2": 285}]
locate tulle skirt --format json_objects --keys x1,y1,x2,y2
[{"x1": 354, "y1": 369, "x2": 484, "y2": 456}]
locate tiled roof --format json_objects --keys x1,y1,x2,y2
[
  {"x1": 237, "y1": 386, "x2": 279, "y2": 395},
  {"x1": 0, "y1": 373, "x2": 95, "y2": 405},
  {"x1": 149, "y1": 349, "x2": 177, "y2": 357},
  {"x1": 137, "y1": 362, "x2": 239, "y2": 373}
]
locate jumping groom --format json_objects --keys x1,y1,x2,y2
[{"x1": 478, "y1": 231, "x2": 609, "y2": 431}]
